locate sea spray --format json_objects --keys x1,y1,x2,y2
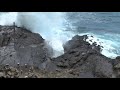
[
  {"x1": 0, "y1": 12, "x2": 18, "y2": 25},
  {"x1": 16, "y1": 12, "x2": 68, "y2": 57},
  {"x1": 0, "y1": 12, "x2": 120, "y2": 58}
]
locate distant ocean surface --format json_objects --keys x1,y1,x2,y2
[
  {"x1": 0, "y1": 12, "x2": 120, "y2": 58},
  {"x1": 65, "y1": 12, "x2": 120, "y2": 58}
]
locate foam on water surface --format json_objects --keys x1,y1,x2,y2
[
  {"x1": 78, "y1": 33, "x2": 120, "y2": 59},
  {"x1": 0, "y1": 12, "x2": 120, "y2": 58}
]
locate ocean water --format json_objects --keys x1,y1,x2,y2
[
  {"x1": 65, "y1": 12, "x2": 120, "y2": 58},
  {"x1": 0, "y1": 12, "x2": 120, "y2": 58}
]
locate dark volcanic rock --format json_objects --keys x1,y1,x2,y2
[
  {"x1": 112, "y1": 56, "x2": 120, "y2": 78},
  {"x1": 112, "y1": 56, "x2": 120, "y2": 67},
  {"x1": 39, "y1": 58, "x2": 58, "y2": 72},
  {"x1": 0, "y1": 25, "x2": 53, "y2": 68},
  {"x1": 86, "y1": 54, "x2": 113, "y2": 78},
  {"x1": 53, "y1": 35, "x2": 113, "y2": 78},
  {"x1": 0, "y1": 26, "x2": 115, "y2": 78},
  {"x1": 63, "y1": 35, "x2": 89, "y2": 53}
]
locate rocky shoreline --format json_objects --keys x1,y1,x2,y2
[{"x1": 0, "y1": 25, "x2": 120, "y2": 78}]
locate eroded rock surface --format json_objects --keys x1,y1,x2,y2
[
  {"x1": 53, "y1": 35, "x2": 113, "y2": 78},
  {"x1": 0, "y1": 25, "x2": 53, "y2": 68},
  {"x1": 0, "y1": 25, "x2": 117, "y2": 78}
]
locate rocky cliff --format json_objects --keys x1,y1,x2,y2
[
  {"x1": 0, "y1": 25, "x2": 119, "y2": 78},
  {"x1": 0, "y1": 25, "x2": 53, "y2": 68}
]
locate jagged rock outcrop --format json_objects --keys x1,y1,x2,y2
[
  {"x1": 53, "y1": 35, "x2": 113, "y2": 78},
  {"x1": 0, "y1": 25, "x2": 53, "y2": 68},
  {"x1": 112, "y1": 56, "x2": 120, "y2": 78},
  {"x1": 0, "y1": 26, "x2": 116, "y2": 78}
]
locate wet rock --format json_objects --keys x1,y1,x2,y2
[
  {"x1": 53, "y1": 35, "x2": 113, "y2": 78},
  {"x1": 116, "y1": 56, "x2": 120, "y2": 60},
  {"x1": 63, "y1": 35, "x2": 90, "y2": 53}
]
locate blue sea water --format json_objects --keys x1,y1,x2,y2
[
  {"x1": 0, "y1": 12, "x2": 120, "y2": 58},
  {"x1": 65, "y1": 12, "x2": 120, "y2": 58}
]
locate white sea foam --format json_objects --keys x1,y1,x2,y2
[
  {"x1": 0, "y1": 12, "x2": 119, "y2": 58},
  {"x1": 78, "y1": 33, "x2": 119, "y2": 59},
  {"x1": 0, "y1": 12, "x2": 74, "y2": 57}
]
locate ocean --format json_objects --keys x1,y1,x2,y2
[{"x1": 0, "y1": 12, "x2": 120, "y2": 58}]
